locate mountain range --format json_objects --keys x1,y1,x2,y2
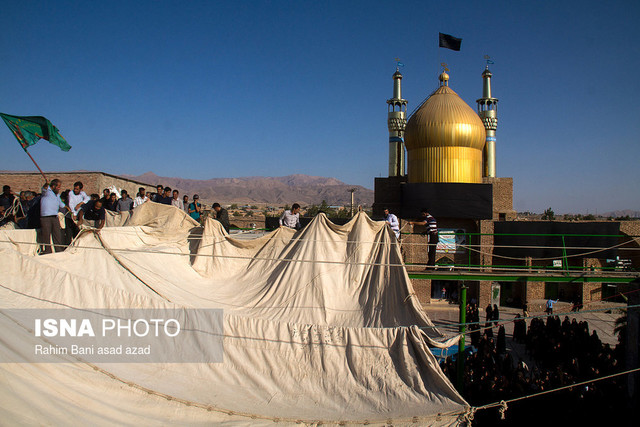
[{"x1": 123, "y1": 172, "x2": 374, "y2": 206}]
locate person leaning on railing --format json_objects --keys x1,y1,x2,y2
[{"x1": 408, "y1": 207, "x2": 439, "y2": 269}]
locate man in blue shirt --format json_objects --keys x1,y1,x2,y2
[
  {"x1": 188, "y1": 195, "x2": 202, "y2": 221},
  {"x1": 40, "y1": 179, "x2": 67, "y2": 254}
]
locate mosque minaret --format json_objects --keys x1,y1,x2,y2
[
  {"x1": 476, "y1": 66, "x2": 499, "y2": 178},
  {"x1": 387, "y1": 68, "x2": 408, "y2": 177}
]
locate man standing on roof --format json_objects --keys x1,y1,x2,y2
[
  {"x1": 152, "y1": 184, "x2": 164, "y2": 202},
  {"x1": 409, "y1": 208, "x2": 439, "y2": 269},
  {"x1": 66, "y1": 181, "x2": 90, "y2": 238},
  {"x1": 212, "y1": 203, "x2": 230, "y2": 233},
  {"x1": 383, "y1": 208, "x2": 400, "y2": 240},
  {"x1": 40, "y1": 179, "x2": 67, "y2": 254},
  {"x1": 159, "y1": 187, "x2": 173, "y2": 205},
  {"x1": 171, "y1": 189, "x2": 184, "y2": 210},
  {"x1": 68, "y1": 181, "x2": 90, "y2": 218},
  {"x1": 0, "y1": 185, "x2": 15, "y2": 212},
  {"x1": 100, "y1": 188, "x2": 110, "y2": 205},
  {"x1": 134, "y1": 187, "x2": 148, "y2": 208},
  {"x1": 116, "y1": 190, "x2": 134, "y2": 213},
  {"x1": 182, "y1": 195, "x2": 189, "y2": 213},
  {"x1": 279, "y1": 203, "x2": 301, "y2": 230},
  {"x1": 188, "y1": 195, "x2": 202, "y2": 221}
]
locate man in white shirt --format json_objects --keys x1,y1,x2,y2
[
  {"x1": 68, "y1": 181, "x2": 90, "y2": 218},
  {"x1": 171, "y1": 189, "x2": 184, "y2": 210},
  {"x1": 279, "y1": 203, "x2": 301, "y2": 229},
  {"x1": 134, "y1": 187, "x2": 148, "y2": 208},
  {"x1": 383, "y1": 208, "x2": 400, "y2": 240}
]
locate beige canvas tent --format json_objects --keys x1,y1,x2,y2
[{"x1": 0, "y1": 203, "x2": 468, "y2": 425}]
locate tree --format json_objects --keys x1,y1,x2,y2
[
  {"x1": 335, "y1": 207, "x2": 351, "y2": 219},
  {"x1": 229, "y1": 203, "x2": 238, "y2": 210},
  {"x1": 304, "y1": 204, "x2": 318, "y2": 217},
  {"x1": 541, "y1": 207, "x2": 555, "y2": 220},
  {"x1": 614, "y1": 309, "x2": 627, "y2": 348}
]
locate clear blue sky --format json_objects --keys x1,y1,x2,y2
[{"x1": 1, "y1": 0, "x2": 639, "y2": 214}]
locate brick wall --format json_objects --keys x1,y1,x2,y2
[
  {"x1": 0, "y1": 172, "x2": 154, "y2": 197},
  {"x1": 410, "y1": 278, "x2": 431, "y2": 305},
  {"x1": 525, "y1": 279, "x2": 545, "y2": 302},
  {"x1": 482, "y1": 177, "x2": 517, "y2": 221},
  {"x1": 620, "y1": 221, "x2": 640, "y2": 270}
]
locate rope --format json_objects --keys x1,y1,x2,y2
[
  {"x1": 470, "y1": 367, "x2": 640, "y2": 421},
  {"x1": 3, "y1": 238, "x2": 640, "y2": 277},
  {"x1": 422, "y1": 303, "x2": 638, "y2": 333},
  {"x1": 91, "y1": 230, "x2": 172, "y2": 302},
  {"x1": 0, "y1": 196, "x2": 25, "y2": 222},
  {"x1": 3, "y1": 222, "x2": 638, "y2": 251},
  {"x1": 0, "y1": 308, "x2": 465, "y2": 424},
  {"x1": 457, "y1": 238, "x2": 639, "y2": 262}
]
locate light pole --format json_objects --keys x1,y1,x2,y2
[{"x1": 349, "y1": 188, "x2": 356, "y2": 216}]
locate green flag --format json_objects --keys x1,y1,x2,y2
[{"x1": 0, "y1": 113, "x2": 71, "y2": 152}]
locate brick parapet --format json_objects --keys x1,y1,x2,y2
[{"x1": 0, "y1": 171, "x2": 155, "y2": 197}]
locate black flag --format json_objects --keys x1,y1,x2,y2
[{"x1": 439, "y1": 33, "x2": 462, "y2": 51}]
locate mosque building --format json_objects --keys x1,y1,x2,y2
[{"x1": 373, "y1": 64, "x2": 637, "y2": 309}]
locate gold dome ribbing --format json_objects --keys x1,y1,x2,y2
[{"x1": 404, "y1": 73, "x2": 486, "y2": 183}]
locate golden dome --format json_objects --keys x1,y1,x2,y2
[{"x1": 404, "y1": 75, "x2": 486, "y2": 183}]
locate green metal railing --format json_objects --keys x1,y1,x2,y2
[
  {"x1": 402, "y1": 231, "x2": 639, "y2": 283},
  {"x1": 402, "y1": 231, "x2": 638, "y2": 269}
]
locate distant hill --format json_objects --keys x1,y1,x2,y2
[{"x1": 123, "y1": 172, "x2": 374, "y2": 206}]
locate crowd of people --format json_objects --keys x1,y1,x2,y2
[
  {"x1": 440, "y1": 305, "x2": 628, "y2": 424},
  {"x1": 0, "y1": 180, "x2": 240, "y2": 253}
]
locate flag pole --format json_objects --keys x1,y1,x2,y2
[{"x1": 24, "y1": 149, "x2": 48, "y2": 183}]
